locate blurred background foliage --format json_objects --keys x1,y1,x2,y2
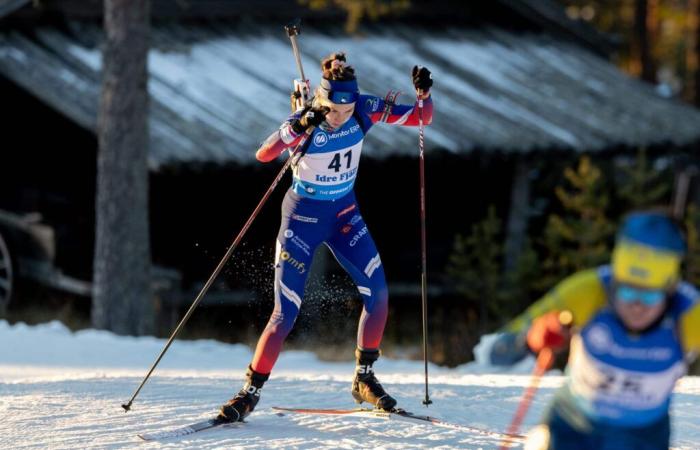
[
  {"x1": 298, "y1": 0, "x2": 700, "y2": 106},
  {"x1": 445, "y1": 150, "x2": 699, "y2": 333},
  {"x1": 298, "y1": 0, "x2": 411, "y2": 33},
  {"x1": 556, "y1": 0, "x2": 700, "y2": 105}
]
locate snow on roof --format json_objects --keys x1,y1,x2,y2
[
  {"x1": 1, "y1": 21, "x2": 699, "y2": 169},
  {"x1": 0, "y1": 0, "x2": 29, "y2": 19}
]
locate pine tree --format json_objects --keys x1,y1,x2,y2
[
  {"x1": 683, "y1": 203, "x2": 700, "y2": 286},
  {"x1": 538, "y1": 156, "x2": 615, "y2": 291},
  {"x1": 617, "y1": 148, "x2": 670, "y2": 209},
  {"x1": 502, "y1": 237, "x2": 542, "y2": 315},
  {"x1": 447, "y1": 206, "x2": 503, "y2": 332},
  {"x1": 445, "y1": 205, "x2": 535, "y2": 332},
  {"x1": 683, "y1": 202, "x2": 700, "y2": 376}
]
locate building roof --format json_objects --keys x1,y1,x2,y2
[
  {"x1": 1, "y1": 20, "x2": 699, "y2": 169},
  {"x1": 0, "y1": 0, "x2": 29, "y2": 19}
]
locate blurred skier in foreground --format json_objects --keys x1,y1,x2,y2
[
  {"x1": 487, "y1": 211, "x2": 700, "y2": 449},
  {"x1": 217, "y1": 52, "x2": 434, "y2": 422}
]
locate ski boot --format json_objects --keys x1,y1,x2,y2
[
  {"x1": 218, "y1": 365, "x2": 270, "y2": 423},
  {"x1": 351, "y1": 348, "x2": 397, "y2": 411}
]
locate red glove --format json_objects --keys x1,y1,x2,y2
[{"x1": 526, "y1": 311, "x2": 572, "y2": 354}]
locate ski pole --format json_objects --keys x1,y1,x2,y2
[
  {"x1": 498, "y1": 347, "x2": 554, "y2": 449},
  {"x1": 498, "y1": 310, "x2": 572, "y2": 449},
  {"x1": 121, "y1": 130, "x2": 313, "y2": 412},
  {"x1": 418, "y1": 94, "x2": 432, "y2": 406},
  {"x1": 672, "y1": 165, "x2": 698, "y2": 220}
]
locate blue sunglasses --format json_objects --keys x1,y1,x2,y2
[{"x1": 615, "y1": 285, "x2": 665, "y2": 306}]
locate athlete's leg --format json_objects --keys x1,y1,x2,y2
[
  {"x1": 251, "y1": 203, "x2": 324, "y2": 374},
  {"x1": 220, "y1": 194, "x2": 327, "y2": 422},
  {"x1": 327, "y1": 210, "x2": 394, "y2": 409},
  {"x1": 326, "y1": 212, "x2": 388, "y2": 350}
]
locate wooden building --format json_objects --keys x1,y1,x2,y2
[{"x1": 1, "y1": 0, "x2": 699, "y2": 313}]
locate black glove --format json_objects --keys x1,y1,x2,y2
[
  {"x1": 412, "y1": 65, "x2": 433, "y2": 94},
  {"x1": 290, "y1": 106, "x2": 329, "y2": 134}
]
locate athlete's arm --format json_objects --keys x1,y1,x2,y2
[
  {"x1": 504, "y1": 268, "x2": 608, "y2": 334},
  {"x1": 366, "y1": 93, "x2": 433, "y2": 127},
  {"x1": 255, "y1": 107, "x2": 320, "y2": 163},
  {"x1": 489, "y1": 268, "x2": 607, "y2": 365},
  {"x1": 370, "y1": 65, "x2": 434, "y2": 126},
  {"x1": 256, "y1": 125, "x2": 303, "y2": 163},
  {"x1": 679, "y1": 294, "x2": 700, "y2": 357}
]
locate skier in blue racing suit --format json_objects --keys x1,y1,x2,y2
[
  {"x1": 487, "y1": 211, "x2": 700, "y2": 449},
  {"x1": 217, "y1": 52, "x2": 434, "y2": 422}
]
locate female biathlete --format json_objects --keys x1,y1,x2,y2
[{"x1": 218, "y1": 52, "x2": 434, "y2": 422}]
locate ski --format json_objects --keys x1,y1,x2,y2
[
  {"x1": 137, "y1": 417, "x2": 238, "y2": 441},
  {"x1": 271, "y1": 406, "x2": 525, "y2": 443}
]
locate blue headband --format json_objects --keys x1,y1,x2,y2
[{"x1": 320, "y1": 78, "x2": 359, "y2": 104}]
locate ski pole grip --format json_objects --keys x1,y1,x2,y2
[
  {"x1": 558, "y1": 310, "x2": 574, "y2": 328},
  {"x1": 536, "y1": 311, "x2": 573, "y2": 372},
  {"x1": 285, "y1": 18, "x2": 301, "y2": 37}
]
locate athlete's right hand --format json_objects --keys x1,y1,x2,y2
[
  {"x1": 412, "y1": 65, "x2": 433, "y2": 97},
  {"x1": 526, "y1": 310, "x2": 573, "y2": 354},
  {"x1": 291, "y1": 106, "x2": 330, "y2": 134}
]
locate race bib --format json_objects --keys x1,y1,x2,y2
[{"x1": 568, "y1": 334, "x2": 685, "y2": 422}]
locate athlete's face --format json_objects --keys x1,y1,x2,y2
[
  {"x1": 325, "y1": 102, "x2": 355, "y2": 129},
  {"x1": 613, "y1": 283, "x2": 667, "y2": 331}
]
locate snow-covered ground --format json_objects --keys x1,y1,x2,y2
[{"x1": 1, "y1": 320, "x2": 698, "y2": 449}]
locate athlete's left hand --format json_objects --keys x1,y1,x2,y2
[
  {"x1": 412, "y1": 65, "x2": 432, "y2": 98},
  {"x1": 526, "y1": 310, "x2": 573, "y2": 354}
]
